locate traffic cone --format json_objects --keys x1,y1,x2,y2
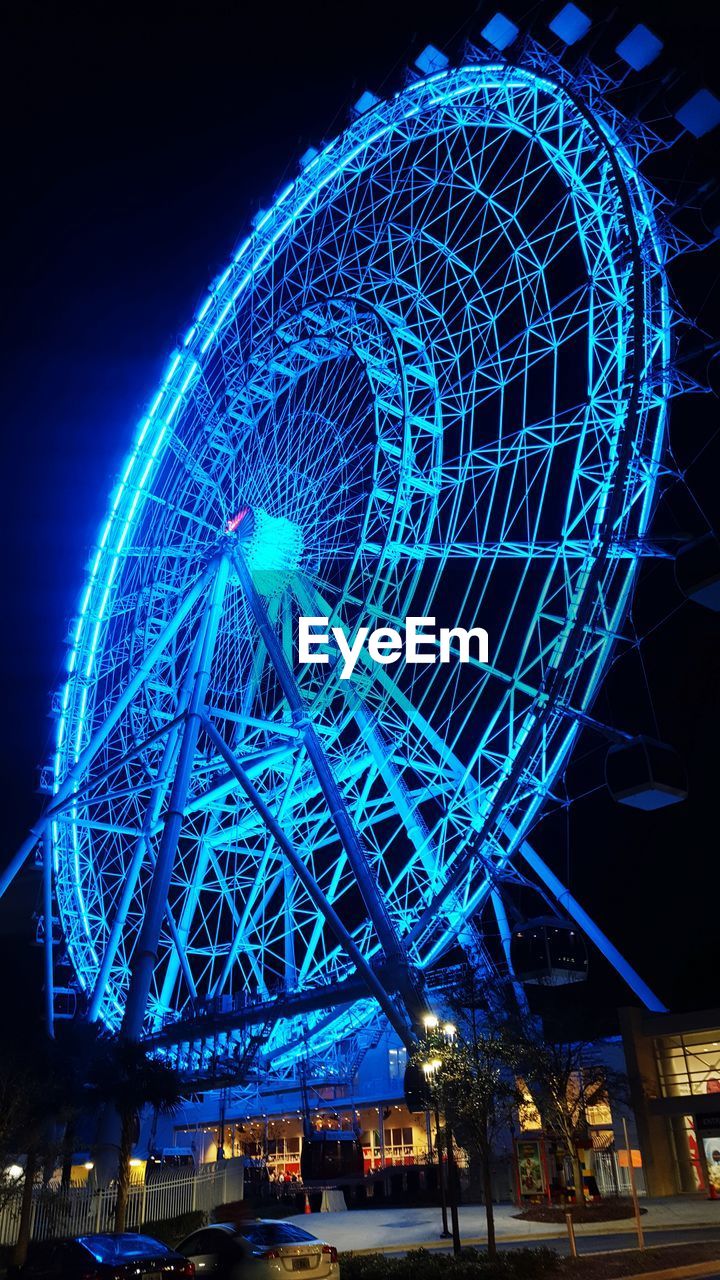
[{"x1": 304, "y1": 1192, "x2": 311, "y2": 1214}]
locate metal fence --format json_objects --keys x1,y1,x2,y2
[
  {"x1": 594, "y1": 1150, "x2": 647, "y2": 1198},
  {"x1": 0, "y1": 1162, "x2": 244, "y2": 1248}
]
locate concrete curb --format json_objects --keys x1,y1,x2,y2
[
  {"x1": 341, "y1": 1221, "x2": 720, "y2": 1256},
  {"x1": 343, "y1": 1230, "x2": 563, "y2": 1255},
  {"x1": 618, "y1": 1263, "x2": 720, "y2": 1280}
]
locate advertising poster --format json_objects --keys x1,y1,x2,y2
[
  {"x1": 517, "y1": 1141, "x2": 545, "y2": 1197},
  {"x1": 704, "y1": 1138, "x2": 720, "y2": 1197}
]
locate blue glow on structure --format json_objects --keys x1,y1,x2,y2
[
  {"x1": 549, "y1": 3, "x2": 591, "y2": 45},
  {"x1": 52, "y1": 59, "x2": 672, "y2": 1054},
  {"x1": 482, "y1": 12, "x2": 520, "y2": 51},
  {"x1": 675, "y1": 88, "x2": 720, "y2": 139},
  {"x1": 615, "y1": 24, "x2": 663, "y2": 72}
]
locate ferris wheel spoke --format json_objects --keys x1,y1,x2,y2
[
  {"x1": 294, "y1": 575, "x2": 489, "y2": 927},
  {"x1": 415, "y1": 539, "x2": 645, "y2": 559},
  {"x1": 0, "y1": 561, "x2": 219, "y2": 905},
  {"x1": 40, "y1": 60, "x2": 670, "y2": 1059},
  {"x1": 122, "y1": 553, "x2": 231, "y2": 1038},
  {"x1": 200, "y1": 713, "x2": 412, "y2": 1044},
  {"x1": 208, "y1": 748, "x2": 313, "y2": 999},
  {"x1": 297, "y1": 578, "x2": 468, "y2": 785},
  {"x1": 232, "y1": 550, "x2": 415, "y2": 982},
  {"x1": 85, "y1": 568, "x2": 235, "y2": 1024}
]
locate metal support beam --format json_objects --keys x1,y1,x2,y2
[
  {"x1": 87, "y1": 592, "x2": 219, "y2": 1023},
  {"x1": 233, "y1": 550, "x2": 421, "y2": 1019},
  {"x1": 122, "y1": 554, "x2": 230, "y2": 1039},
  {"x1": 490, "y1": 887, "x2": 530, "y2": 1016},
  {"x1": 42, "y1": 830, "x2": 55, "y2": 1038},
  {"x1": 512, "y1": 826, "x2": 666, "y2": 1012},
  {"x1": 0, "y1": 563, "x2": 215, "y2": 902},
  {"x1": 200, "y1": 713, "x2": 413, "y2": 1048}
]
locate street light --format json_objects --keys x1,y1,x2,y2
[
  {"x1": 421, "y1": 1057, "x2": 450, "y2": 1240},
  {"x1": 421, "y1": 1015, "x2": 462, "y2": 1257}
]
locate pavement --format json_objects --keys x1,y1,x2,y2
[{"x1": 286, "y1": 1196, "x2": 720, "y2": 1255}]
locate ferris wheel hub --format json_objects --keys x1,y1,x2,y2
[{"x1": 227, "y1": 505, "x2": 304, "y2": 596}]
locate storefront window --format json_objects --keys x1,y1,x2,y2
[
  {"x1": 655, "y1": 1032, "x2": 720, "y2": 1097},
  {"x1": 388, "y1": 1047, "x2": 407, "y2": 1080},
  {"x1": 668, "y1": 1115, "x2": 706, "y2": 1192}
]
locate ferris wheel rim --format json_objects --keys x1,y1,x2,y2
[{"x1": 48, "y1": 57, "x2": 670, "y2": 1059}]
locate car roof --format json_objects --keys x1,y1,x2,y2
[{"x1": 188, "y1": 1220, "x2": 316, "y2": 1235}]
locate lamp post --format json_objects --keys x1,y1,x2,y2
[
  {"x1": 421, "y1": 1017, "x2": 461, "y2": 1257},
  {"x1": 423, "y1": 1058, "x2": 450, "y2": 1238}
]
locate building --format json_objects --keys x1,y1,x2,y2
[
  {"x1": 620, "y1": 1005, "x2": 720, "y2": 1196},
  {"x1": 144, "y1": 1020, "x2": 645, "y2": 1203}
]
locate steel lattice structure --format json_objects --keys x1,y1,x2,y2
[{"x1": 4, "y1": 53, "x2": 674, "y2": 1085}]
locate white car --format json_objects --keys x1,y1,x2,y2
[{"x1": 178, "y1": 1220, "x2": 340, "y2": 1278}]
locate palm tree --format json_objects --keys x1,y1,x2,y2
[
  {"x1": 1, "y1": 1033, "x2": 62, "y2": 1267},
  {"x1": 89, "y1": 1039, "x2": 183, "y2": 1232}
]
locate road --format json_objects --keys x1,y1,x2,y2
[{"x1": 493, "y1": 1225, "x2": 720, "y2": 1257}]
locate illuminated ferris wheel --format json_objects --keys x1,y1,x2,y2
[{"x1": 4, "y1": 34, "x2": 690, "y2": 1084}]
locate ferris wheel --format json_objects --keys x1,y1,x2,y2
[{"x1": 3, "y1": 44, "x2": 681, "y2": 1081}]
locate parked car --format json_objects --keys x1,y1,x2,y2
[
  {"x1": 178, "y1": 1221, "x2": 340, "y2": 1277},
  {"x1": 19, "y1": 1233, "x2": 195, "y2": 1280}
]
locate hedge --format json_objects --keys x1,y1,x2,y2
[
  {"x1": 338, "y1": 1247, "x2": 560, "y2": 1280},
  {"x1": 141, "y1": 1209, "x2": 208, "y2": 1247}
]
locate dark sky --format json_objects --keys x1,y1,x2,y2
[{"x1": 1, "y1": 0, "x2": 719, "y2": 1030}]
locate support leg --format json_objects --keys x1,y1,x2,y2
[
  {"x1": 200, "y1": 714, "x2": 412, "y2": 1047},
  {"x1": 42, "y1": 830, "x2": 55, "y2": 1038},
  {"x1": 122, "y1": 555, "x2": 230, "y2": 1039},
  {"x1": 233, "y1": 550, "x2": 420, "y2": 1026},
  {"x1": 490, "y1": 888, "x2": 530, "y2": 1015},
  {"x1": 512, "y1": 825, "x2": 666, "y2": 1012},
  {"x1": 88, "y1": 592, "x2": 217, "y2": 1023},
  {"x1": 0, "y1": 565, "x2": 215, "y2": 902}
]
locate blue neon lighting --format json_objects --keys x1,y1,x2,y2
[
  {"x1": 615, "y1": 24, "x2": 663, "y2": 72},
  {"x1": 549, "y1": 3, "x2": 591, "y2": 45},
  {"x1": 50, "y1": 59, "x2": 672, "y2": 1060},
  {"x1": 482, "y1": 13, "x2": 520, "y2": 52},
  {"x1": 675, "y1": 88, "x2": 720, "y2": 139}
]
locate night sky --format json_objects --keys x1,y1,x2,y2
[{"x1": 1, "y1": 0, "x2": 719, "y2": 1032}]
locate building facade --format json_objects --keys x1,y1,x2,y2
[
  {"x1": 620, "y1": 1005, "x2": 720, "y2": 1196},
  {"x1": 142, "y1": 1021, "x2": 647, "y2": 1202}
]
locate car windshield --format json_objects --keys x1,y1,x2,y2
[
  {"x1": 77, "y1": 1235, "x2": 171, "y2": 1263},
  {"x1": 244, "y1": 1224, "x2": 316, "y2": 1246}
]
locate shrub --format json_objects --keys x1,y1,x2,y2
[
  {"x1": 338, "y1": 1246, "x2": 559, "y2": 1280},
  {"x1": 142, "y1": 1209, "x2": 208, "y2": 1247}
]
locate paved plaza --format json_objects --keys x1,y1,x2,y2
[{"x1": 288, "y1": 1198, "x2": 720, "y2": 1254}]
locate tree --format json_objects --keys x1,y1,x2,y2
[
  {"x1": 88, "y1": 1039, "x2": 183, "y2": 1232},
  {"x1": 0, "y1": 1034, "x2": 64, "y2": 1267},
  {"x1": 510, "y1": 1026, "x2": 625, "y2": 1205},
  {"x1": 410, "y1": 967, "x2": 521, "y2": 1257}
]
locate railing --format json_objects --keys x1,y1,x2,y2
[
  {"x1": 593, "y1": 1150, "x2": 647, "y2": 1198},
  {"x1": 0, "y1": 1162, "x2": 244, "y2": 1248}
]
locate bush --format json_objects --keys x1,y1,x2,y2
[
  {"x1": 338, "y1": 1246, "x2": 559, "y2": 1280},
  {"x1": 142, "y1": 1209, "x2": 208, "y2": 1248}
]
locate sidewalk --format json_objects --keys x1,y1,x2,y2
[{"x1": 287, "y1": 1198, "x2": 720, "y2": 1254}]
